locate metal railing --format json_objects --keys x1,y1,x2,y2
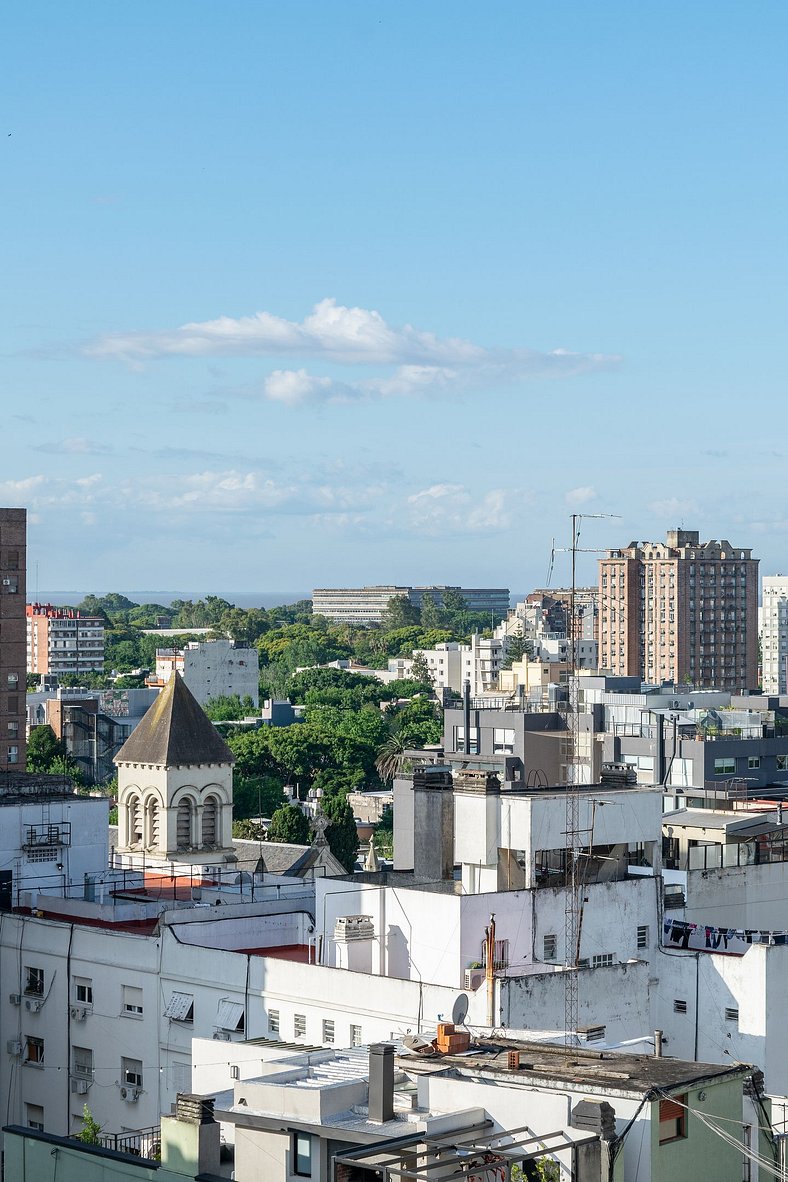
[{"x1": 96, "y1": 1126, "x2": 160, "y2": 1158}]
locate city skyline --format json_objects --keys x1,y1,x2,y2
[{"x1": 4, "y1": 2, "x2": 788, "y2": 589}]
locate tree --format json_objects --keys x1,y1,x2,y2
[
  {"x1": 375, "y1": 729, "x2": 411, "y2": 784},
  {"x1": 26, "y1": 725, "x2": 67, "y2": 773},
  {"x1": 76, "y1": 1104, "x2": 102, "y2": 1145},
  {"x1": 267, "y1": 803, "x2": 310, "y2": 845},
  {"x1": 502, "y1": 635, "x2": 533, "y2": 669},
  {"x1": 322, "y1": 793, "x2": 359, "y2": 872},
  {"x1": 232, "y1": 818, "x2": 267, "y2": 840},
  {"x1": 203, "y1": 694, "x2": 255, "y2": 721},
  {"x1": 382, "y1": 595, "x2": 421, "y2": 630},
  {"x1": 375, "y1": 803, "x2": 394, "y2": 859},
  {"x1": 233, "y1": 775, "x2": 287, "y2": 821},
  {"x1": 409, "y1": 652, "x2": 432, "y2": 685},
  {"x1": 441, "y1": 588, "x2": 468, "y2": 614}
]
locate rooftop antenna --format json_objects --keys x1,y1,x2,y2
[{"x1": 554, "y1": 511, "x2": 620, "y2": 1049}]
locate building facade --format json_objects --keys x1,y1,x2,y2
[
  {"x1": 312, "y1": 586, "x2": 509, "y2": 625},
  {"x1": 598, "y1": 529, "x2": 758, "y2": 690},
  {"x1": 153, "y1": 638, "x2": 259, "y2": 707},
  {"x1": 0, "y1": 508, "x2": 26, "y2": 771},
  {"x1": 26, "y1": 604, "x2": 105, "y2": 677},
  {"x1": 761, "y1": 575, "x2": 788, "y2": 694}
]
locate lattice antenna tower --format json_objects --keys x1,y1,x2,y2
[{"x1": 556, "y1": 512, "x2": 619, "y2": 1048}]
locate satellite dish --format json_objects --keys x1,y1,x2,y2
[{"x1": 452, "y1": 993, "x2": 469, "y2": 1026}]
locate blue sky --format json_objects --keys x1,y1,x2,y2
[{"x1": 3, "y1": 1, "x2": 787, "y2": 595}]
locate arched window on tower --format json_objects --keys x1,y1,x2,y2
[
  {"x1": 202, "y1": 795, "x2": 219, "y2": 848},
  {"x1": 127, "y1": 795, "x2": 142, "y2": 846},
  {"x1": 176, "y1": 799, "x2": 193, "y2": 850},
  {"x1": 145, "y1": 797, "x2": 160, "y2": 849}
]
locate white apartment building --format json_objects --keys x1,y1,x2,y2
[
  {"x1": 415, "y1": 634, "x2": 504, "y2": 696},
  {"x1": 761, "y1": 575, "x2": 788, "y2": 694},
  {"x1": 154, "y1": 638, "x2": 259, "y2": 707}
]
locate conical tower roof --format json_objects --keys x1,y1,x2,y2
[{"x1": 114, "y1": 672, "x2": 234, "y2": 767}]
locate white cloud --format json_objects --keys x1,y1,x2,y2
[
  {"x1": 565, "y1": 485, "x2": 597, "y2": 506},
  {"x1": 406, "y1": 483, "x2": 515, "y2": 536},
  {"x1": 85, "y1": 298, "x2": 619, "y2": 408},
  {"x1": 86, "y1": 297, "x2": 485, "y2": 367},
  {"x1": 648, "y1": 497, "x2": 699, "y2": 518}
]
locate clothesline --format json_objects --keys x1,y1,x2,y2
[{"x1": 663, "y1": 918, "x2": 788, "y2": 956}]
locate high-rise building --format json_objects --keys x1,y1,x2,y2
[
  {"x1": 26, "y1": 604, "x2": 105, "y2": 677},
  {"x1": 0, "y1": 509, "x2": 26, "y2": 772},
  {"x1": 761, "y1": 576, "x2": 788, "y2": 694},
  {"x1": 598, "y1": 529, "x2": 758, "y2": 691}
]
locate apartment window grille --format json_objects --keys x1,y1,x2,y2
[
  {"x1": 591, "y1": 953, "x2": 613, "y2": 968},
  {"x1": 268, "y1": 1009, "x2": 280, "y2": 1035},
  {"x1": 543, "y1": 934, "x2": 557, "y2": 961},
  {"x1": 322, "y1": 1019, "x2": 335, "y2": 1044},
  {"x1": 294, "y1": 1013, "x2": 306, "y2": 1038},
  {"x1": 350, "y1": 1024, "x2": 362, "y2": 1047},
  {"x1": 482, "y1": 938, "x2": 509, "y2": 971},
  {"x1": 637, "y1": 926, "x2": 649, "y2": 950},
  {"x1": 674, "y1": 999, "x2": 688, "y2": 1014},
  {"x1": 725, "y1": 1007, "x2": 739, "y2": 1023}
]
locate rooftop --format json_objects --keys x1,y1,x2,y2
[
  {"x1": 399, "y1": 1036, "x2": 753, "y2": 1097},
  {"x1": 114, "y1": 671, "x2": 234, "y2": 767}
]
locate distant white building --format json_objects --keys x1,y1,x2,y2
[
  {"x1": 761, "y1": 575, "x2": 788, "y2": 694},
  {"x1": 154, "y1": 638, "x2": 259, "y2": 707},
  {"x1": 414, "y1": 634, "x2": 504, "y2": 696}
]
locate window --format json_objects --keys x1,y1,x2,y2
[
  {"x1": 659, "y1": 1095, "x2": 687, "y2": 1143},
  {"x1": 714, "y1": 758, "x2": 736, "y2": 776},
  {"x1": 24, "y1": 1036, "x2": 44, "y2": 1066},
  {"x1": 73, "y1": 1046, "x2": 93, "y2": 1080},
  {"x1": 543, "y1": 934, "x2": 557, "y2": 961},
  {"x1": 7, "y1": 746, "x2": 18, "y2": 764},
  {"x1": 74, "y1": 978, "x2": 93, "y2": 1006},
  {"x1": 777, "y1": 755, "x2": 788, "y2": 772},
  {"x1": 25, "y1": 967, "x2": 44, "y2": 996},
  {"x1": 350, "y1": 1024, "x2": 362, "y2": 1047},
  {"x1": 216, "y1": 998, "x2": 244, "y2": 1033},
  {"x1": 26, "y1": 1104, "x2": 44, "y2": 1131},
  {"x1": 725, "y1": 1007, "x2": 739, "y2": 1023},
  {"x1": 26, "y1": 846, "x2": 58, "y2": 863},
  {"x1": 294, "y1": 1131, "x2": 312, "y2": 1176},
  {"x1": 269, "y1": 1008, "x2": 280, "y2": 1035},
  {"x1": 322, "y1": 1019, "x2": 335, "y2": 1044},
  {"x1": 637, "y1": 925, "x2": 649, "y2": 950},
  {"x1": 493, "y1": 728, "x2": 515, "y2": 754},
  {"x1": 122, "y1": 985, "x2": 143, "y2": 1016},
  {"x1": 674, "y1": 999, "x2": 688, "y2": 1014},
  {"x1": 454, "y1": 726, "x2": 480, "y2": 755},
  {"x1": 591, "y1": 953, "x2": 614, "y2": 968},
  {"x1": 748, "y1": 757, "x2": 761, "y2": 770},
  {"x1": 121, "y1": 1057, "x2": 143, "y2": 1088},
  {"x1": 294, "y1": 1013, "x2": 306, "y2": 1038},
  {"x1": 164, "y1": 991, "x2": 194, "y2": 1022}
]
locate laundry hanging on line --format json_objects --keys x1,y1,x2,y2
[{"x1": 662, "y1": 918, "x2": 788, "y2": 956}]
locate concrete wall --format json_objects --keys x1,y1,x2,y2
[{"x1": 684, "y1": 861, "x2": 788, "y2": 929}]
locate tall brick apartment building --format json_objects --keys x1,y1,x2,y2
[
  {"x1": 598, "y1": 528, "x2": 758, "y2": 691},
  {"x1": 0, "y1": 509, "x2": 26, "y2": 771}
]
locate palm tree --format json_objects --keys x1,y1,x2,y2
[{"x1": 375, "y1": 726, "x2": 412, "y2": 783}]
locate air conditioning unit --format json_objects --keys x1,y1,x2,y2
[
  {"x1": 120, "y1": 1085, "x2": 140, "y2": 1102},
  {"x1": 463, "y1": 968, "x2": 484, "y2": 991},
  {"x1": 71, "y1": 1078, "x2": 90, "y2": 1095},
  {"x1": 25, "y1": 999, "x2": 42, "y2": 1013},
  {"x1": 9, "y1": 993, "x2": 20, "y2": 1006},
  {"x1": 6, "y1": 1040, "x2": 22, "y2": 1056},
  {"x1": 212, "y1": 1029, "x2": 231, "y2": 1041},
  {"x1": 70, "y1": 1005, "x2": 88, "y2": 1021}
]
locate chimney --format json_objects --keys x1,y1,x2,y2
[
  {"x1": 654, "y1": 1029, "x2": 664, "y2": 1058},
  {"x1": 368, "y1": 1043, "x2": 395, "y2": 1123},
  {"x1": 413, "y1": 765, "x2": 454, "y2": 881},
  {"x1": 160, "y1": 1094, "x2": 220, "y2": 1177}
]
